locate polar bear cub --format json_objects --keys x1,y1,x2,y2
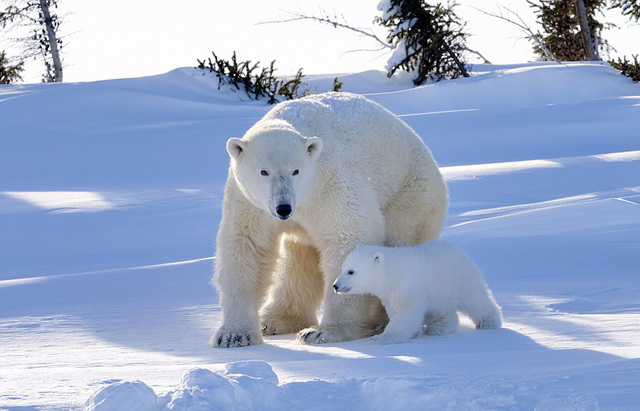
[{"x1": 333, "y1": 241, "x2": 502, "y2": 344}]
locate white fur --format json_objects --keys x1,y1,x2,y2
[
  {"x1": 334, "y1": 241, "x2": 502, "y2": 344},
  {"x1": 211, "y1": 92, "x2": 448, "y2": 347}
]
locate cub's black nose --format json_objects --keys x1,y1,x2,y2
[
  {"x1": 276, "y1": 204, "x2": 292, "y2": 219},
  {"x1": 333, "y1": 284, "x2": 339, "y2": 291}
]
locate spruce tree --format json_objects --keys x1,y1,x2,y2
[
  {"x1": 1, "y1": 6, "x2": 24, "y2": 83},
  {"x1": 0, "y1": 50, "x2": 24, "y2": 84},
  {"x1": 197, "y1": 51, "x2": 319, "y2": 104},
  {"x1": 376, "y1": 0, "x2": 469, "y2": 85},
  {"x1": 529, "y1": 0, "x2": 606, "y2": 61},
  {"x1": 610, "y1": 0, "x2": 640, "y2": 21},
  {"x1": 611, "y1": 0, "x2": 640, "y2": 21},
  {"x1": 610, "y1": 54, "x2": 640, "y2": 82},
  {"x1": 1, "y1": 0, "x2": 64, "y2": 82},
  {"x1": 608, "y1": 1, "x2": 640, "y2": 82}
]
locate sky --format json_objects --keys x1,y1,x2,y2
[{"x1": 2, "y1": 0, "x2": 639, "y2": 83}]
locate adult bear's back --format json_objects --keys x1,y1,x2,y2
[{"x1": 262, "y1": 92, "x2": 431, "y2": 165}]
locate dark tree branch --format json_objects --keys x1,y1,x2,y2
[
  {"x1": 258, "y1": 9, "x2": 392, "y2": 51},
  {"x1": 473, "y1": 4, "x2": 559, "y2": 62}
]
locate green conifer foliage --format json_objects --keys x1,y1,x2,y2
[
  {"x1": 376, "y1": 0, "x2": 469, "y2": 85},
  {"x1": 529, "y1": 0, "x2": 607, "y2": 61},
  {"x1": 609, "y1": 55, "x2": 640, "y2": 82},
  {"x1": 0, "y1": 51, "x2": 24, "y2": 84},
  {"x1": 610, "y1": 0, "x2": 640, "y2": 21},
  {"x1": 197, "y1": 52, "x2": 309, "y2": 104}
]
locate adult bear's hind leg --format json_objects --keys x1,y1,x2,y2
[
  {"x1": 384, "y1": 165, "x2": 447, "y2": 246},
  {"x1": 298, "y1": 206, "x2": 388, "y2": 344},
  {"x1": 260, "y1": 234, "x2": 324, "y2": 335}
]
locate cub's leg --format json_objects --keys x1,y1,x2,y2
[
  {"x1": 423, "y1": 311, "x2": 459, "y2": 336},
  {"x1": 368, "y1": 304, "x2": 425, "y2": 344}
]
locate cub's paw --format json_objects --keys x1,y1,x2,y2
[
  {"x1": 210, "y1": 329, "x2": 263, "y2": 348},
  {"x1": 475, "y1": 318, "x2": 502, "y2": 330},
  {"x1": 261, "y1": 315, "x2": 314, "y2": 336},
  {"x1": 424, "y1": 324, "x2": 448, "y2": 336},
  {"x1": 424, "y1": 314, "x2": 459, "y2": 336},
  {"x1": 367, "y1": 332, "x2": 411, "y2": 345},
  {"x1": 297, "y1": 326, "x2": 351, "y2": 344}
]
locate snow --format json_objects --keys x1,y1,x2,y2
[{"x1": 1, "y1": 62, "x2": 639, "y2": 410}]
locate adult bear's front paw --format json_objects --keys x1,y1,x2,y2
[{"x1": 209, "y1": 328, "x2": 263, "y2": 348}]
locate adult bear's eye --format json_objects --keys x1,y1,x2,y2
[
  {"x1": 347, "y1": 270, "x2": 354, "y2": 275},
  {"x1": 292, "y1": 169, "x2": 299, "y2": 176},
  {"x1": 261, "y1": 170, "x2": 269, "y2": 176}
]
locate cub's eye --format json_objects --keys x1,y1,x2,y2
[
  {"x1": 261, "y1": 170, "x2": 269, "y2": 176},
  {"x1": 292, "y1": 169, "x2": 299, "y2": 176},
  {"x1": 347, "y1": 270, "x2": 354, "y2": 275}
]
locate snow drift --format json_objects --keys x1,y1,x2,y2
[{"x1": 1, "y1": 62, "x2": 639, "y2": 410}]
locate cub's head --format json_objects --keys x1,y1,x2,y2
[
  {"x1": 333, "y1": 245, "x2": 385, "y2": 295},
  {"x1": 227, "y1": 126, "x2": 323, "y2": 221}
]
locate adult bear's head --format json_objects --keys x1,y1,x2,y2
[{"x1": 227, "y1": 122, "x2": 323, "y2": 221}]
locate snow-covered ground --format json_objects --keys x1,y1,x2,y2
[{"x1": 1, "y1": 62, "x2": 639, "y2": 410}]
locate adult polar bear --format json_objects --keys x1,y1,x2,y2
[{"x1": 212, "y1": 92, "x2": 447, "y2": 348}]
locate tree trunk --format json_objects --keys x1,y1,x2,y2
[
  {"x1": 574, "y1": 0, "x2": 599, "y2": 60},
  {"x1": 39, "y1": 0, "x2": 63, "y2": 82}
]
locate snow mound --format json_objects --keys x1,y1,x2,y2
[
  {"x1": 86, "y1": 360, "x2": 606, "y2": 411},
  {"x1": 84, "y1": 380, "x2": 157, "y2": 411},
  {"x1": 367, "y1": 62, "x2": 637, "y2": 115},
  {"x1": 85, "y1": 361, "x2": 281, "y2": 411}
]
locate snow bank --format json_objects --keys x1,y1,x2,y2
[
  {"x1": 85, "y1": 360, "x2": 607, "y2": 411},
  {"x1": 84, "y1": 362, "x2": 280, "y2": 411}
]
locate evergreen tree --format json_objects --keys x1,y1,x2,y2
[
  {"x1": 0, "y1": 50, "x2": 24, "y2": 83},
  {"x1": 1, "y1": 5, "x2": 23, "y2": 83},
  {"x1": 197, "y1": 51, "x2": 319, "y2": 104},
  {"x1": 607, "y1": 1, "x2": 639, "y2": 82},
  {"x1": 1, "y1": 0, "x2": 64, "y2": 82},
  {"x1": 610, "y1": 0, "x2": 640, "y2": 21},
  {"x1": 376, "y1": 0, "x2": 469, "y2": 85},
  {"x1": 609, "y1": 54, "x2": 640, "y2": 82},
  {"x1": 529, "y1": 0, "x2": 607, "y2": 61}
]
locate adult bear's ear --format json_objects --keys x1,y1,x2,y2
[
  {"x1": 227, "y1": 137, "x2": 246, "y2": 159},
  {"x1": 373, "y1": 252, "x2": 384, "y2": 265},
  {"x1": 306, "y1": 136, "x2": 323, "y2": 161}
]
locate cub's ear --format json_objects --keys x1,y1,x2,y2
[
  {"x1": 373, "y1": 252, "x2": 384, "y2": 265},
  {"x1": 226, "y1": 137, "x2": 246, "y2": 159},
  {"x1": 305, "y1": 136, "x2": 323, "y2": 161}
]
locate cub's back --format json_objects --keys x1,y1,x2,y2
[{"x1": 388, "y1": 242, "x2": 480, "y2": 292}]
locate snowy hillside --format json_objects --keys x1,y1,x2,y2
[{"x1": 1, "y1": 62, "x2": 639, "y2": 410}]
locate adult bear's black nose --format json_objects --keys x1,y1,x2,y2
[{"x1": 276, "y1": 203, "x2": 292, "y2": 219}]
